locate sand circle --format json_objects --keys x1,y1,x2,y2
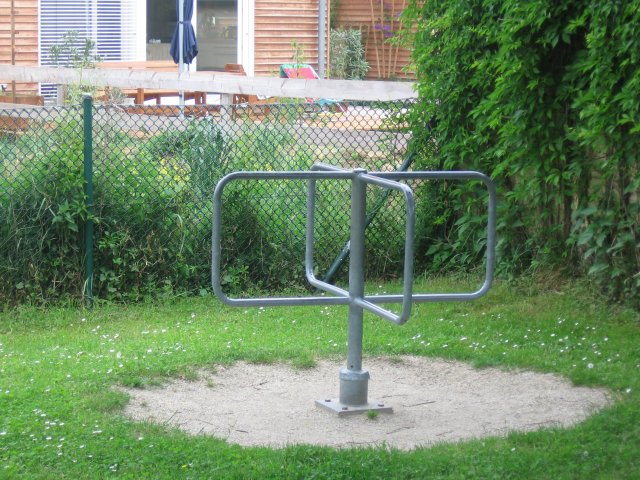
[{"x1": 121, "y1": 356, "x2": 610, "y2": 450}]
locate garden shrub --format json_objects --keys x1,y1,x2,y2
[
  {"x1": 0, "y1": 102, "x2": 411, "y2": 303},
  {"x1": 403, "y1": 0, "x2": 640, "y2": 308},
  {"x1": 330, "y1": 29, "x2": 369, "y2": 80},
  {"x1": 0, "y1": 115, "x2": 88, "y2": 302},
  {"x1": 92, "y1": 118, "x2": 230, "y2": 300}
]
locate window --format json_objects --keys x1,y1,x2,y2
[
  {"x1": 196, "y1": 0, "x2": 237, "y2": 71},
  {"x1": 145, "y1": 1, "x2": 174, "y2": 61},
  {"x1": 40, "y1": 0, "x2": 143, "y2": 97}
]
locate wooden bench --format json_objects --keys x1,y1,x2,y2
[
  {"x1": 0, "y1": 100, "x2": 45, "y2": 137},
  {"x1": 0, "y1": 115, "x2": 31, "y2": 137},
  {"x1": 98, "y1": 60, "x2": 206, "y2": 105},
  {"x1": 0, "y1": 93, "x2": 44, "y2": 106}
]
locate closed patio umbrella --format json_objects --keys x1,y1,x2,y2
[{"x1": 170, "y1": 0, "x2": 198, "y2": 107}]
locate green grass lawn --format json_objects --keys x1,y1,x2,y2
[{"x1": 1, "y1": 276, "x2": 639, "y2": 479}]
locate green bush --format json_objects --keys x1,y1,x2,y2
[
  {"x1": 403, "y1": 0, "x2": 640, "y2": 308},
  {"x1": 330, "y1": 29, "x2": 369, "y2": 79},
  {"x1": 0, "y1": 103, "x2": 411, "y2": 303},
  {"x1": 0, "y1": 115, "x2": 88, "y2": 302},
  {"x1": 91, "y1": 119, "x2": 231, "y2": 300}
]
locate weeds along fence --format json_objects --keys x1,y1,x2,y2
[{"x1": 0, "y1": 99, "x2": 420, "y2": 303}]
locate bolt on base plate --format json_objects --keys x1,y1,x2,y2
[{"x1": 315, "y1": 398, "x2": 393, "y2": 416}]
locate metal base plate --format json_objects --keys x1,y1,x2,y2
[{"x1": 315, "y1": 398, "x2": 393, "y2": 416}]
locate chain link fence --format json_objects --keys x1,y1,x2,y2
[{"x1": 0, "y1": 99, "x2": 418, "y2": 304}]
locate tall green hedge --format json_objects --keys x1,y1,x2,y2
[{"x1": 404, "y1": 0, "x2": 639, "y2": 307}]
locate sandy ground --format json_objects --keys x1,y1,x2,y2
[{"x1": 121, "y1": 356, "x2": 610, "y2": 450}]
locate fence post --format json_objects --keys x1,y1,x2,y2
[{"x1": 83, "y1": 95, "x2": 94, "y2": 307}]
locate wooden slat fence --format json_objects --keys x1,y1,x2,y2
[{"x1": 0, "y1": 0, "x2": 39, "y2": 95}]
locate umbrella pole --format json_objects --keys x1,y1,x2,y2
[
  {"x1": 179, "y1": 0, "x2": 185, "y2": 113},
  {"x1": 11, "y1": 0, "x2": 16, "y2": 101}
]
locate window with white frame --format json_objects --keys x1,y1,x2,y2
[{"x1": 39, "y1": 0, "x2": 144, "y2": 97}]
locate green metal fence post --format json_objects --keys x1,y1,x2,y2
[{"x1": 83, "y1": 95, "x2": 94, "y2": 307}]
